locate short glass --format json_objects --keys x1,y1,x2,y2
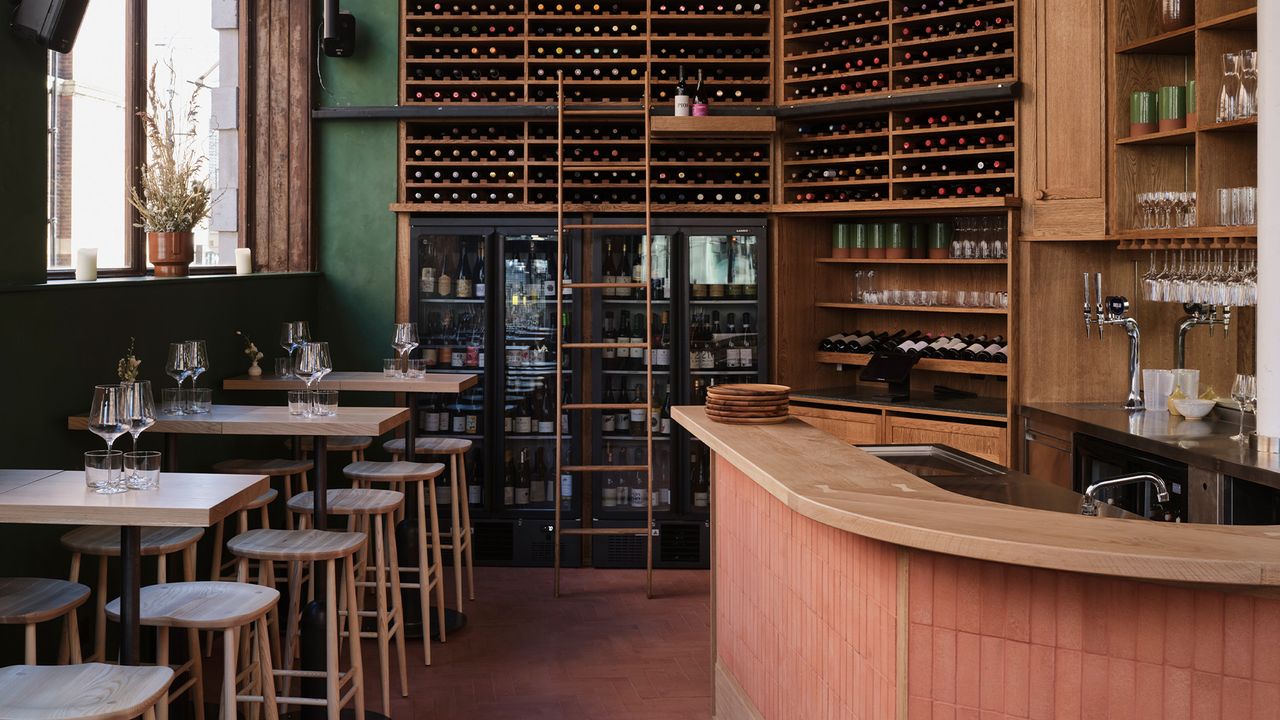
[
  {"x1": 313, "y1": 389, "x2": 339, "y2": 417},
  {"x1": 275, "y1": 357, "x2": 292, "y2": 379},
  {"x1": 407, "y1": 360, "x2": 427, "y2": 378},
  {"x1": 160, "y1": 388, "x2": 184, "y2": 414},
  {"x1": 288, "y1": 390, "x2": 310, "y2": 416},
  {"x1": 187, "y1": 388, "x2": 212, "y2": 414},
  {"x1": 85, "y1": 450, "x2": 126, "y2": 494},
  {"x1": 125, "y1": 451, "x2": 162, "y2": 490},
  {"x1": 384, "y1": 359, "x2": 401, "y2": 378}
]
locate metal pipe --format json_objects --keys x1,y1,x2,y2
[{"x1": 1081, "y1": 473, "x2": 1170, "y2": 516}]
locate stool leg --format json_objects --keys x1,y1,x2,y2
[
  {"x1": 414, "y1": 485, "x2": 432, "y2": 666},
  {"x1": 223, "y1": 627, "x2": 239, "y2": 720},
  {"x1": 157, "y1": 626, "x2": 170, "y2": 720},
  {"x1": 344, "y1": 554, "x2": 365, "y2": 719},
  {"x1": 24, "y1": 623, "x2": 36, "y2": 664},
  {"x1": 324, "y1": 561, "x2": 339, "y2": 720},
  {"x1": 460, "y1": 457, "x2": 475, "y2": 602},
  {"x1": 259, "y1": 560, "x2": 281, "y2": 670},
  {"x1": 372, "y1": 513, "x2": 390, "y2": 712},
  {"x1": 426, "y1": 478, "x2": 447, "y2": 644},
  {"x1": 281, "y1": 561, "x2": 303, "y2": 699},
  {"x1": 386, "y1": 515, "x2": 408, "y2": 698},
  {"x1": 283, "y1": 476, "x2": 295, "y2": 530},
  {"x1": 95, "y1": 555, "x2": 108, "y2": 663},
  {"x1": 257, "y1": 615, "x2": 280, "y2": 720},
  {"x1": 188, "y1": 627, "x2": 206, "y2": 720},
  {"x1": 66, "y1": 606, "x2": 82, "y2": 664},
  {"x1": 207, "y1": 520, "x2": 227, "y2": 656},
  {"x1": 449, "y1": 455, "x2": 464, "y2": 612}
]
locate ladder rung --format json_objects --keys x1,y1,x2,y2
[
  {"x1": 562, "y1": 342, "x2": 648, "y2": 349},
  {"x1": 561, "y1": 224, "x2": 650, "y2": 230},
  {"x1": 560, "y1": 527, "x2": 651, "y2": 536},
  {"x1": 564, "y1": 109, "x2": 647, "y2": 116},
  {"x1": 564, "y1": 282, "x2": 645, "y2": 289},
  {"x1": 562, "y1": 403, "x2": 648, "y2": 410},
  {"x1": 562, "y1": 164, "x2": 647, "y2": 171},
  {"x1": 562, "y1": 465, "x2": 650, "y2": 473}
]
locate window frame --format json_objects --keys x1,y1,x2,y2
[{"x1": 46, "y1": 0, "x2": 236, "y2": 280}]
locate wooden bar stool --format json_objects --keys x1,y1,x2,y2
[
  {"x1": 287, "y1": 489, "x2": 408, "y2": 713},
  {"x1": 290, "y1": 436, "x2": 373, "y2": 466},
  {"x1": 210, "y1": 488, "x2": 279, "y2": 583},
  {"x1": 226, "y1": 528, "x2": 366, "y2": 719},
  {"x1": 341, "y1": 460, "x2": 447, "y2": 664},
  {"x1": 0, "y1": 577, "x2": 89, "y2": 664},
  {"x1": 382, "y1": 437, "x2": 476, "y2": 611},
  {"x1": 212, "y1": 458, "x2": 314, "y2": 530},
  {"x1": 0, "y1": 663, "x2": 174, "y2": 720},
  {"x1": 61, "y1": 526, "x2": 203, "y2": 664},
  {"x1": 106, "y1": 582, "x2": 280, "y2": 720}
]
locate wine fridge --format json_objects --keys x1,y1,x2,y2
[{"x1": 409, "y1": 216, "x2": 767, "y2": 569}]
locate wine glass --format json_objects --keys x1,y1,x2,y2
[
  {"x1": 279, "y1": 321, "x2": 310, "y2": 378},
  {"x1": 294, "y1": 341, "x2": 332, "y2": 417},
  {"x1": 122, "y1": 381, "x2": 156, "y2": 488},
  {"x1": 88, "y1": 385, "x2": 129, "y2": 494},
  {"x1": 165, "y1": 343, "x2": 191, "y2": 413},
  {"x1": 1230, "y1": 373, "x2": 1255, "y2": 442},
  {"x1": 185, "y1": 340, "x2": 208, "y2": 388},
  {"x1": 392, "y1": 323, "x2": 419, "y2": 376}
]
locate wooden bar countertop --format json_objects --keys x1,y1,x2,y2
[{"x1": 673, "y1": 405, "x2": 1280, "y2": 589}]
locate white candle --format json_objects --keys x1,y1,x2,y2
[
  {"x1": 74, "y1": 248, "x2": 97, "y2": 281},
  {"x1": 235, "y1": 247, "x2": 253, "y2": 275}
]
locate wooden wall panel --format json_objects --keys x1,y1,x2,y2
[{"x1": 241, "y1": 0, "x2": 312, "y2": 273}]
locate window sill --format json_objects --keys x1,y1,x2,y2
[{"x1": 4, "y1": 271, "x2": 321, "y2": 295}]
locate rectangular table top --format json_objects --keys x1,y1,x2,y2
[
  {"x1": 0, "y1": 469, "x2": 64, "y2": 495},
  {"x1": 0, "y1": 471, "x2": 268, "y2": 527},
  {"x1": 68, "y1": 404, "x2": 409, "y2": 437},
  {"x1": 223, "y1": 371, "x2": 477, "y2": 394}
]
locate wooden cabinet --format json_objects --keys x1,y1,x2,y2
[
  {"x1": 884, "y1": 415, "x2": 1008, "y2": 465},
  {"x1": 790, "y1": 405, "x2": 881, "y2": 445},
  {"x1": 1019, "y1": 0, "x2": 1109, "y2": 239},
  {"x1": 1022, "y1": 416, "x2": 1075, "y2": 490}
]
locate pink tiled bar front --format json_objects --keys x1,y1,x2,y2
[
  {"x1": 716, "y1": 456, "x2": 900, "y2": 720},
  {"x1": 713, "y1": 454, "x2": 1280, "y2": 720}
]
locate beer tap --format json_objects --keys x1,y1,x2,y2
[
  {"x1": 1174, "y1": 303, "x2": 1231, "y2": 370},
  {"x1": 1082, "y1": 272, "x2": 1143, "y2": 410}
]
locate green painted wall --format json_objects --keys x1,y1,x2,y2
[{"x1": 0, "y1": 23, "x2": 53, "y2": 284}]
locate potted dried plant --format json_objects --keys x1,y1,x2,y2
[{"x1": 128, "y1": 63, "x2": 212, "y2": 277}]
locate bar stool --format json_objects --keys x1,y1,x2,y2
[
  {"x1": 342, "y1": 460, "x2": 447, "y2": 664},
  {"x1": 0, "y1": 577, "x2": 89, "y2": 664},
  {"x1": 206, "y1": 487, "x2": 279, "y2": 657},
  {"x1": 382, "y1": 437, "x2": 475, "y2": 611},
  {"x1": 290, "y1": 436, "x2": 373, "y2": 465},
  {"x1": 287, "y1": 489, "x2": 408, "y2": 712},
  {"x1": 0, "y1": 663, "x2": 174, "y2": 720},
  {"x1": 212, "y1": 458, "x2": 314, "y2": 530},
  {"x1": 226, "y1": 528, "x2": 366, "y2": 718},
  {"x1": 61, "y1": 526, "x2": 203, "y2": 664},
  {"x1": 106, "y1": 582, "x2": 280, "y2": 720}
]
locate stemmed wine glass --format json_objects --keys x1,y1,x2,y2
[
  {"x1": 1230, "y1": 373, "x2": 1256, "y2": 442},
  {"x1": 392, "y1": 323, "x2": 419, "y2": 377},
  {"x1": 279, "y1": 321, "x2": 310, "y2": 379},
  {"x1": 88, "y1": 385, "x2": 129, "y2": 494},
  {"x1": 294, "y1": 342, "x2": 332, "y2": 417},
  {"x1": 122, "y1": 381, "x2": 156, "y2": 488},
  {"x1": 165, "y1": 343, "x2": 191, "y2": 414},
  {"x1": 185, "y1": 340, "x2": 208, "y2": 388}
]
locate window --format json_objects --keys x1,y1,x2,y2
[{"x1": 46, "y1": 1, "x2": 239, "y2": 275}]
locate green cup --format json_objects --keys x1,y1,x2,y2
[
  {"x1": 927, "y1": 221, "x2": 952, "y2": 258},
  {"x1": 885, "y1": 222, "x2": 908, "y2": 259},
  {"x1": 909, "y1": 223, "x2": 928, "y2": 259},
  {"x1": 1187, "y1": 80, "x2": 1197, "y2": 124},
  {"x1": 832, "y1": 223, "x2": 851, "y2": 258},
  {"x1": 1158, "y1": 85, "x2": 1187, "y2": 130},
  {"x1": 849, "y1": 223, "x2": 869, "y2": 258},
  {"x1": 1130, "y1": 90, "x2": 1159, "y2": 136},
  {"x1": 867, "y1": 223, "x2": 886, "y2": 259}
]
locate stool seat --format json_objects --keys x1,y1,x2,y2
[
  {"x1": 212, "y1": 458, "x2": 314, "y2": 476},
  {"x1": 343, "y1": 461, "x2": 444, "y2": 483},
  {"x1": 0, "y1": 578, "x2": 90, "y2": 624},
  {"x1": 60, "y1": 526, "x2": 204, "y2": 557},
  {"x1": 382, "y1": 437, "x2": 472, "y2": 455},
  {"x1": 105, "y1": 582, "x2": 279, "y2": 630},
  {"x1": 243, "y1": 488, "x2": 279, "y2": 510},
  {"x1": 227, "y1": 529, "x2": 366, "y2": 562},
  {"x1": 0, "y1": 663, "x2": 174, "y2": 720},
  {"x1": 291, "y1": 436, "x2": 373, "y2": 453},
  {"x1": 287, "y1": 489, "x2": 405, "y2": 516}
]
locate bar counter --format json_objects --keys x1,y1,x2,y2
[{"x1": 673, "y1": 406, "x2": 1280, "y2": 720}]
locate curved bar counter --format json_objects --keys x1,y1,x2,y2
[{"x1": 674, "y1": 406, "x2": 1280, "y2": 720}]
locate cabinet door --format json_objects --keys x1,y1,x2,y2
[
  {"x1": 1021, "y1": 0, "x2": 1108, "y2": 238},
  {"x1": 1023, "y1": 430, "x2": 1074, "y2": 490},
  {"x1": 884, "y1": 416, "x2": 1008, "y2": 465},
  {"x1": 790, "y1": 406, "x2": 882, "y2": 445}
]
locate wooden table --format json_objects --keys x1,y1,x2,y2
[{"x1": 0, "y1": 470, "x2": 267, "y2": 665}]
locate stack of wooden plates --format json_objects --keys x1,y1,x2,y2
[{"x1": 705, "y1": 384, "x2": 791, "y2": 425}]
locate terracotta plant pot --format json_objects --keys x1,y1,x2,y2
[{"x1": 148, "y1": 231, "x2": 195, "y2": 277}]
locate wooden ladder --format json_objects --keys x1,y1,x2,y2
[{"x1": 553, "y1": 71, "x2": 656, "y2": 598}]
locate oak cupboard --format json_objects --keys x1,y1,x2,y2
[
  {"x1": 789, "y1": 405, "x2": 882, "y2": 445},
  {"x1": 1021, "y1": 415, "x2": 1075, "y2": 489},
  {"x1": 789, "y1": 404, "x2": 1008, "y2": 465}
]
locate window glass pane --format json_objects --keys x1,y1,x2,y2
[
  {"x1": 47, "y1": 2, "x2": 127, "y2": 269},
  {"x1": 147, "y1": 0, "x2": 228, "y2": 266}
]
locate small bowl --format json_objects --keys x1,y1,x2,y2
[{"x1": 1172, "y1": 398, "x2": 1215, "y2": 420}]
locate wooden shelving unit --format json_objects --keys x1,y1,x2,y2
[
  {"x1": 1108, "y1": 0, "x2": 1257, "y2": 250},
  {"x1": 814, "y1": 351, "x2": 1009, "y2": 376}
]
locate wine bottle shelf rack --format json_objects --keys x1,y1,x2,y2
[
  {"x1": 778, "y1": 99, "x2": 1015, "y2": 206},
  {"x1": 814, "y1": 351, "x2": 1007, "y2": 376}
]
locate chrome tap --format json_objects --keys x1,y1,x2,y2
[
  {"x1": 1174, "y1": 304, "x2": 1231, "y2": 370},
  {"x1": 1080, "y1": 473, "x2": 1170, "y2": 517},
  {"x1": 1082, "y1": 271, "x2": 1143, "y2": 410}
]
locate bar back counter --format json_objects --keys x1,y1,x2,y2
[{"x1": 674, "y1": 406, "x2": 1280, "y2": 720}]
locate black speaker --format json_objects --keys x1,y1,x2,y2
[
  {"x1": 321, "y1": 10, "x2": 356, "y2": 58},
  {"x1": 11, "y1": 0, "x2": 90, "y2": 54}
]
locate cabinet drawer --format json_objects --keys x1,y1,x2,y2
[
  {"x1": 884, "y1": 415, "x2": 1008, "y2": 465},
  {"x1": 789, "y1": 405, "x2": 882, "y2": 445}
]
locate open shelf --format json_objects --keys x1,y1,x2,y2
[
  {"x1": 816, "y1": 302, "x2": 1008, "y2": 314},
  {"x1": 814, "y1": 351, "x2": 1008, "y2": 376},
  {"x1": 1115, "y1": 126, "x2": 1197, "y2": 146},
  {"x1": 816, "y1": 257, "x2": 1008, "y2": 265}
]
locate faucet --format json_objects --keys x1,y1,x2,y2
[
  {"x1": 1174, "y1": 304, "x2": 1230, "y2": 370},
  {"x1": 1080, "y1": 473, "x2": 1171, "y2": 517},
  {"x1": 1083, "y1": 273, "x2": 1143, "y2": 410}
]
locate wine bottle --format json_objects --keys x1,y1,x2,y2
[
  {"x1": 515, "y1": 448, "x2": 531, "y2": 506},
  {"x1": 692, "y1": 68, "x2": 707, "y2": 116},
  {"x1": 673, "y1": 66, "x2": 690, "y2": 116}
]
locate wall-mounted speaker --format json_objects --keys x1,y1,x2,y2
[{"x1": 10, "y1": 0, "x2": 90, "y2": 54}]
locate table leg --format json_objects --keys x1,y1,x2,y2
[
  {"x1": 164, "y1": 434, "x2": 178, "y2": 472},
  {"x1": 312, "y1": 435, "x2": 329, "y2": 530},
  {"x1": 405, "y1": 393, "x2": 417, "y2": 463},
  {"x1": 119, "y1": 526, "x2": 142, "y2": 665},
  {"x1": 301, "y1": 435, "x2": 329, "y2": 720}
]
